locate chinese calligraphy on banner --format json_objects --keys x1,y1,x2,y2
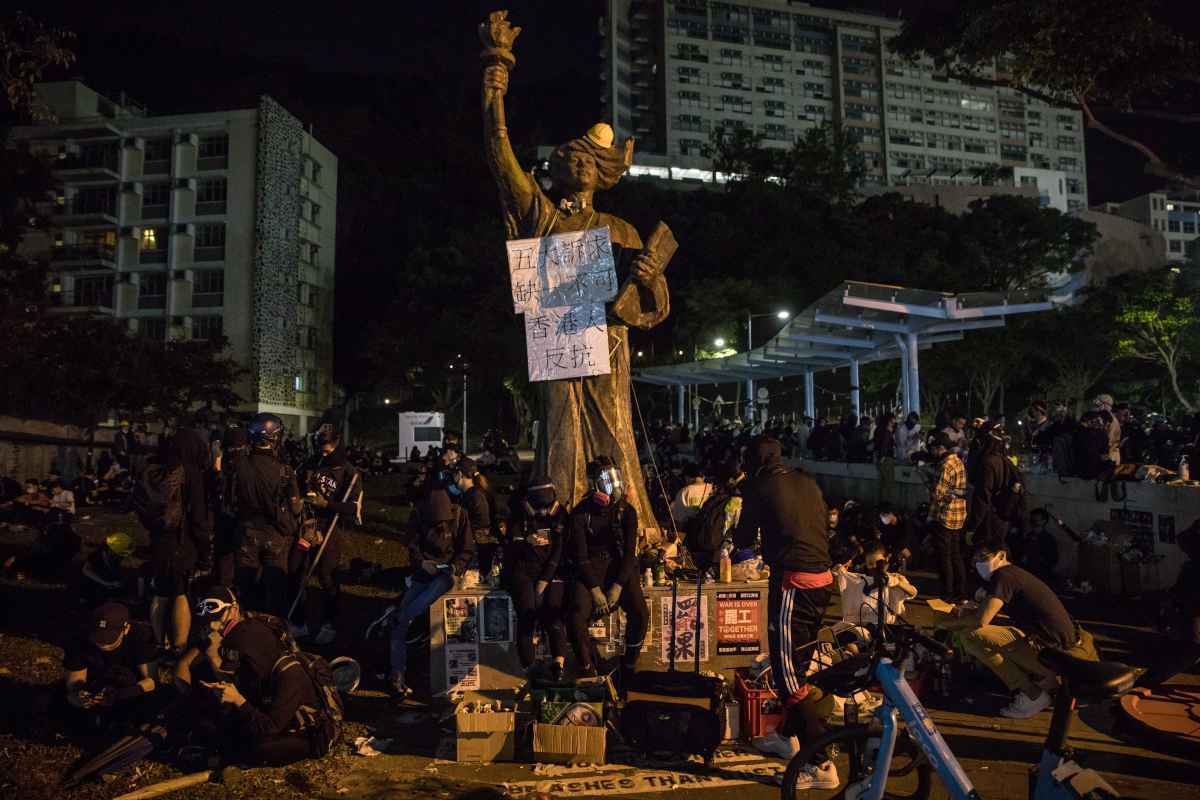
[
  {"x1": 660, "y1": 594, "x2": 709, "y2": 663},
  {"x1": 715, "y1": 590, "x2": 762, "y2": 656},
  {"x1": 506, "y1": 227, "x2": 619, "y2": 382}
]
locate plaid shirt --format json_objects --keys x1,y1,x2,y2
[{"x1": 931, "y1": 453, "x2": 967, "y2": 530}]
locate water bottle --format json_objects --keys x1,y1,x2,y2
[
  {"x1": 643, "y1": 568, "x2": 654, "y2": 591},
  {"x1": 719, "y1": 548, "x2": 732, "y2": 583},
  {"x1": 1180, "y1": 455, "x2": 1190, "y2": 482}
]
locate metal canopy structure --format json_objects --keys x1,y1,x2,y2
[{"x1": 633, "y1": 278, "x2": 1084, "y2": 423}]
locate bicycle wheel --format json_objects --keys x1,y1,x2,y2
[{"x1": 780, "y1": 724, "x2": 932, "y2": 800}]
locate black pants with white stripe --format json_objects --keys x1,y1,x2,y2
[{"x1": 767, "y1": 574, "x2": 831, "y2": 740}]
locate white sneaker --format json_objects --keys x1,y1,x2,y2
[
  {"x1": 753, "y1": 731, "x2": 800, "y2": 759},
  {"x1": 1000, "y1": 690, "x2": 1052, "y2": 719},
  {"x1": 792, "y1": 761, "x2": 840, "y2": 790},
  {"x1": 313, "y1": 623, "x2": 337, "y2": 646},
  {"x1": 288, "y1": 623, "x2": 310, "y2": 640}
]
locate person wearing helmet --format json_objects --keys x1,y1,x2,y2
[
  {"x1": 80, "y1": 531, "x2": 136, "y2": 608},
  {"x1": 389, "y1": 490, "x2": 474, "y2": 699},
  {"x1": 235, "y1": 413, "x2": 302, "y2": 617},
  {"x1": 505, "y1": 476, "x2": 568, "y2": 679},
  {"x1": 289, "y1": 423, "x2": 361, "y2": 645},
  {"x1": 566, "y1": 456, "x2": 647, "y2": 679}
]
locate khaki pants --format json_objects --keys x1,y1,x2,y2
[{"x1": 961, "y1": 625, "x2": 1098, "y2": 697}]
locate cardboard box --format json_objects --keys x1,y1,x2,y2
[
  {"x1": 532, "y1": 722, "x2": 607, "y2": 765},
  {"x1": 456, "y1": 711, "x2": 516, "y2": 763}
]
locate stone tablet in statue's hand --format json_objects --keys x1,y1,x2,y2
[{"x1": 479, "y1": 10, "x2": 521, "y2": 68}]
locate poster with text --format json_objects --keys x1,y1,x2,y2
[
  {"x1": 525, "y1": 303, "x2": 610, "y2": 382},
  {"x1": 445, "y1": 641, "x2": 480, "y2": 692},
  {"x1": 482, "y1": 594, "x2": 513, "y2": 643},
  {"x1": 506, "y1": 227, "x2": 618, "y2": 314},
  {"x1": 716, "y1": 590, "x2": 762, "y2": 656},
  {"x1": 444, "y1": 596, "x2": 478, "y2": 644},
  {"x1": 660, "y1": 594, "x2": 708, "y2": 663}
]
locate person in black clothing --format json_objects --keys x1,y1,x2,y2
[
  {"x1": 62, "y1": 602, "x2": 160, "y2": 733},
  {"x1": 389, "y1": 490, "x2": 474, "y2": 697},
  {"x1": 566, "y1": 457, "x2": 647, "y2": 679},
  {"x1": 504, "y1": 475, "x2": 568, "y2": 678},
  {"x1": 148, "y1": 428, "x2": 212, "y2": 653},
  {"x1": 213, "y1": 425, "x2": 248, "y2": 587},
  {"x1": 874, "y1": 502, "x2": 913, "y2": 573},
  {"x1": 1017, "y1": 508, "x2": 1060, "y2": 586},
  {"x1": 179, "y1": 584, "x2": 331, "y2": 766},
  {"x1": 235, "y1": 413, "x2": 301, "y2": 618},
  {"x1": 450, "y1": 458, "x2": 502, "y2": 575},
  {"x1": 970, "y1": 422, "x2": 1020, "y2": 545},
  {"x1": 290, "y1": 423, "x2": 361, "y2": 645},
  {"x1": 733, "y1": 437, "x2": 836, "y2": 784}
]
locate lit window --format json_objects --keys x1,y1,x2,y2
[
  {"x1": 1167, "y1": 203, "x2": 1176, "y2": 210},
  {"x1": 295, "y1": 375, "x2": 304, "y2": 391},
  {"x1": 141, "y1": 228, "x2": 157, "y2": 249}
]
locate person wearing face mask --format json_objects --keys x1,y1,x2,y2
[
  {"x1": 390, "y1": 490, "x2": 474, "y2": 699},
  {"x1": 62, "y1": 602, "x2": 159, "y2": 733},
  {"x1": 874, "y1": 503, "x2": 913, "y2": 574},
  {"x1": 566, "y1": 457, "x2": 647, "y2": 681},
  {"x1": 504, "y1": 476, "x2": 568, "y2": 679},
  {"x1": 943, "y1": 537, "x2": 1098, "y2": 719},
  {"x1": 450, "y1": 458, "x2": 502, "y2": 575}
]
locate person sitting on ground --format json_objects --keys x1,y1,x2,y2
[
  {"x1": 50, "y1": 479, "x2": 77, "y2": 518},
  {"x1": 1016, "y1": 509, "x2": 1060, "y2": 587},
  {"x1": 181, "y1": 583, "x2": 335, "y2": 766},
  {"x1": 874, "y1": 503, "x2": 914, "y2": 573},
  {"x1": 80, "y1": 532, "x2": 137, "y2": 608},
  {"x1": 13, "y1": 478, "x2": 51, "y2": 527},
  {"x1": 833, "y1": 541, "x2": 917, "y2": 631},
  {"x1": 62, "y1": 602, "x2": 159, "y2": 733},
  {"x1": 669, "y1": 462, "x2": 715, "y2": 530},
  {"x1": 942, "y1": 536, "x2": 1098, "y2": 719},
  {"x1": 2, "y1": 503, "x2": 81, "y2": 581}
]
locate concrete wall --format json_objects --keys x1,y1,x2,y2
[
  {"x1": 792, "y1": 457, "x2": 1196, "y2": 589},
  {"x1": 0, "y1": 416, "x2": 117, "y2": 483}
]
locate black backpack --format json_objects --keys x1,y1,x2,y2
[
  {"x1": 244, "y1": 611, "x2": 300, "y2": 655},
  {"x1": 130, "y1": 464, "x2": 185, "y2": 534},
  {"x1": 684, "y1": 490, "x2": 731, "y2": 564},
  {"x1": 272, "y1": 464, "x2": 302, "y2": 538},
  {"x1": 274, "y1": 651, "x2": 344, "y2": 756}
]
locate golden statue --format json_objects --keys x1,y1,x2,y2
[{"x1": 479, "y1": 10, "x2": 675, "y2": 529}]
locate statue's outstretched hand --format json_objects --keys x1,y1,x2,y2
[{"x1": 480, "y1": 10, "x2": 522, "y2": 56}]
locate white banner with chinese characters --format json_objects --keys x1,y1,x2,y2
[{"x1": 506, "y1": 227, "x2": 618, "y2": 382}]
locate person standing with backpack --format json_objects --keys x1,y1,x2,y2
[
  {"x1": 732, "y1": 437, "x2": 838, "y2": 791},
  {"x1": 971, "y1": 422, "x2": 1023, "y2": 545},
  {"x1": 291, "y1": 423, "x2": 361, "y2": 645},
  {"x1": 235, "y1": 414, "x2": 301, "y2": 618}
]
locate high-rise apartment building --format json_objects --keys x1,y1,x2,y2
[
  {"x1": 1102, "y1": 191, "x2": 1200, "y2": 263},
  {"x1": 601, "y1": 0, "x2": 1089, "y2": 210},
  {"x1": 12, "y1": 81, "x2": 337, "y2": 433}
]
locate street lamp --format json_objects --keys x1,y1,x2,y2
[
  {"x1": 713, "y1": 337, "x2": 726, "y2": 348},
  {"x1": 745, "y1": 309, "x2": 791, "y2": 425}
]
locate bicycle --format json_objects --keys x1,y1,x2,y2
[{"x1": 781, "y1": 567, "x2": 1140, "y2": 799}]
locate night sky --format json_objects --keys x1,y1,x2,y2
[{"x1": 32, "y1": 0, "x2": 1199, "y2": 386}]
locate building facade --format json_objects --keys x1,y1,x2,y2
[
  {"x1": 14, "y1": 81, "x2": 337, "y2": 434},
  {"x1": 602, "y1": 0, "x2": 1089, "y2": 210},
  {"x1": 1105, "y1": 191, "x2": 1200, "y2": 263}
]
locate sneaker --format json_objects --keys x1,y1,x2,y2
[
  {"x1": 1000, "y1": 690, "x2": 1052, "y2": 719},
  {"x1": 312, "y1": 624, "x2": 337, "y2": 646},
  {"x1": 753, "y1": 731, "x2": 800, "y2": 760},
  {"x1": 388, "y1": 673, "x2": 412, "y2": 701},
  {"x1": 792, "y1": 761, "x2": 840, "y2": 790},
  {"x1": 288, "y1": 623, "x2": 310, "y2": 640}
]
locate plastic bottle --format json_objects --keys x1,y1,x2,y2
[
  {"x1": 643, "y1": 568, "x2": 654, "y2": 591},
  {"x1": 719, "y1": 550, "x2": 732, "y2": 583},
  {"x1": 1180, "y1": 455, "x2": 1190, "y2": 482}
]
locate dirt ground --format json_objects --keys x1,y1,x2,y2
[{"x1": 1, "y1": 472, "x2": 1197, "y2": 800}]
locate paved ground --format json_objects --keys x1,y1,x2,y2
[{"x1": 1, "y1": 475, "x2": 1197, "y2": 799}]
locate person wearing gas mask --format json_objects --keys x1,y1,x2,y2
[
  {"x1": 235, "y1": 413, "x2": 302, "y2": 617},
  {"x1": 504, "y1": 475, "x2": 568, "y2": 679},
  {"x1": 290, "y1": 423, "x2": 361, "y2": 646},
  {"x1": 449, "y1": 457, "x2": 502, "y2": 576},
  {"x1": 176, "y1": 583, "x2": 330, "y2": 766},
  {"x1": 390, "y1": 489, "x2": 474, "y2": 699},
  {"x1": 566, "y1": 457, "x2": 647, "y2": 680},
  {"x1": 941, "y1": 536, "x2": 1097, "y2": 720}
]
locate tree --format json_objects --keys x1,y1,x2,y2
[
  {"x1": 1026, "y1": 298, "x2": 1118, "y2": 417},
  {"x1": 0, "y1": 11, "x2": 75, "y2": 123},
  {"x1": 954, "y1": 195, "x2": 1096, "y2": 290},
  {"x1": 891, "y1": 0, "x2": 1200, "y2": 188},
  {"x1": 701, "y1": 124, "x2": 781, "y2": 186},
  {"x1": 1108, "y1": 269, "x2": 1200, "y2": 411},
  {"x1": 780, "y1": 121, "x2": 866, "y2": 205}
]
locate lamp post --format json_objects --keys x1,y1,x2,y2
[{"x1": 745, "y1": 310, "x2": 791, "y2": 426}]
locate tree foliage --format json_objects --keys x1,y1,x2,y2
[
  {"x1": 1107, "y1": 269, "x2": 1200, "y2": 411},
  {"x1": 0, "y1": 11, "x2": 75, "y2": 123},
  {"x1": 891, "y1": 0, "x2": 1200, "y2": 187}
]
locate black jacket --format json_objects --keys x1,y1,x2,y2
[
  {"x1": 221, "y1": 619, "x2": 320, "y2": 741},
  {"x1": 165, "y1": 428, "x2": 214, "y2": 558},
  {"x1": 569, "y1": 498, "x2": 639, "y2": 589},
  {"x1": 235, "y1": 449, "x2": 300, "y2": 534},
  {"x1": 300, "y1": 447, "x2": 361, "y2": 521},
  {"x1": 505, "y1": 503, "x2": 566, "y2": 583},
  {"x1": 734, "y1": 463, "x2": 830, "y2": 573},
  {"x1": 406, "y1": 500, "x2": 474, "y2": 576}
]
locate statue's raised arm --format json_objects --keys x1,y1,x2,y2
[{"x1": 479, "y1": 11, "x2": 538, "y2": 236}]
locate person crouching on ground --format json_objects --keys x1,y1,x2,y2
[
  {"x1": 389, "y1": 489, "x2": 474, "y2": 699},
  {"x1": 732, "y1": 436, "x2": 838, "y2": 791},
  {"x1": 941, "y1": 536, "x2": 1098, "y2": 719},
  {"x1": 62, "y1": 602, "x2": 159, "y2": 733}
]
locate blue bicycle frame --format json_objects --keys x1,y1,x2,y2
[{"x1": 858, "y1": 658, "x2": 981, "y2": 800}]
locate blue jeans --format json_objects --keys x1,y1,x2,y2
[{"x1": 389, "y1": 571, "x2": 455, "y2": 678}]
